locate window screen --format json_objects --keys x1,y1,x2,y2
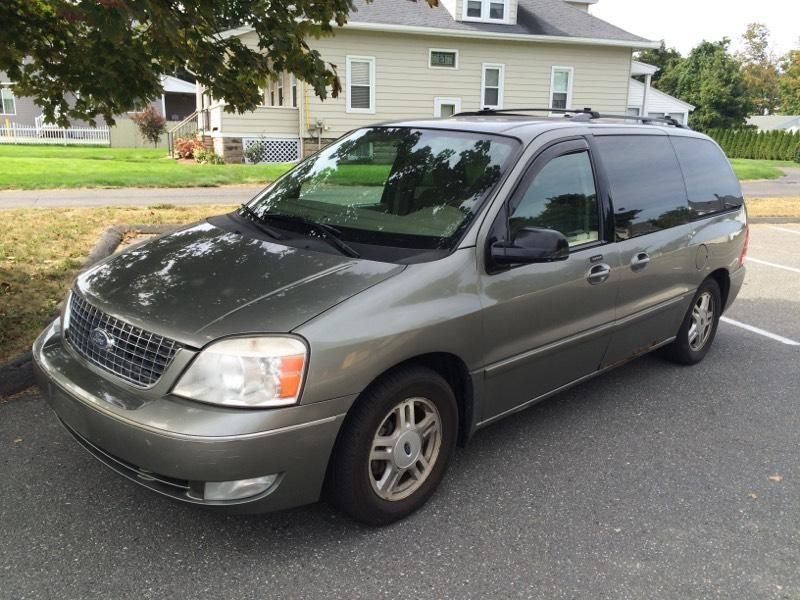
[
  {"x1": 430, "y1": 51, "x2": 457, "y2": 68},
  {"x1": 551, "y1": 69, "x2": 571, "y2": 109},
  {"x1": 348, "y1": 58, "x2": 373, "y2": 111},
  {"x1": 509, "y1": 151, "x2": 599, "y2": 247},
  {"x1": 671, "y1": 137, "x2": 743, "y2": 218},
  {"x1": 595, "y1": 135, "x2": 689, "y2": 239}
]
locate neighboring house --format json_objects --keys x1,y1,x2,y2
[
  {"x1": 746, "y1": 115, "x2": 800, "y2": 133},
  {"x1": 627, "y1": 60, "x2": 694, "y2": 125},
  {"x1": 197, "y1": 0, "x2": 660, "y2": 162},
  {"x1": 0, "y1": 74, "x2": 196, "y2": 127}
]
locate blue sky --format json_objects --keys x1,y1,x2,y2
[{"x1": 591, "y1": 0, "x2": 799, "y2": 57}]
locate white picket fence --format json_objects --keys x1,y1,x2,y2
[{"x1": 0, "y1": 123, "x2": 110, "y2": 145}]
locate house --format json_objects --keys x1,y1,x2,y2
[
  {"x1": 196, "y1": 0, "x2": 663, "y2": 162},
  {"x1": 1, "y1": 74, "x2": 196, "y2": 147},
  {"x1": 746, "y1": 115, "x2": 800, "y2": 133},
  {"x1": 627, "y1": 60, "x2": 694, "y2": 125}
]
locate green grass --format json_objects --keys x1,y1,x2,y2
[
  {"x1": 730, "y1": 159, "x2": 796, "y2": 181},
  {"x1": 0, "y1": 145, "x2": 293, "y2": 189},
  {"x1": 0, "y1": 203, "x2": 236, "y2": 364}
]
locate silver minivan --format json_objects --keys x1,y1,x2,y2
[{"x1": 34, "y1": 111, "x2": 748, "y2": 525}]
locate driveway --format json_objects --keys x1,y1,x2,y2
[
  {"x1": 0, "y1": 185, "x2": 263, "y2": 209},
  {"x1": 742, "y1": 167, "x2": 800, "y2": 198},
  {"x1": 2, "y1": 225, "x2": 799, "y2": 599}
]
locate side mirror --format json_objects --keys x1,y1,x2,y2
[{"x1": 490, "y1": 226, "x2": 570, "y2": 265}]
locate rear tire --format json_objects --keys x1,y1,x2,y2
[
  {"x1": 327, "y1": 366, "x2": 458, "y2": 526},
  {"x1": 661, "y1": 278, "x2": 721, "y2": 365}
]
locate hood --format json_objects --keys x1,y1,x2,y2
[{"x1": 76, "y1": 220, "x2": 404, "y2": 347}]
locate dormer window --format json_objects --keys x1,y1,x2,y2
[{"x1": 463, "y1": 0, "x2": 508, "y2": 23}]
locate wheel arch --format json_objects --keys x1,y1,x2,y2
[{"x1": 707, "y1": 268, "x2": 731, "y2": 311}]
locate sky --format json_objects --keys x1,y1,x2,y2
[{"x1": 590, "y1": 0, "x2": 800, "y2": 57}]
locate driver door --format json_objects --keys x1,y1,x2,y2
[{"x1": 478, "y1": 138, "x2": 620, "y2": 422}]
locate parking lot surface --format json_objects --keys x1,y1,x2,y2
[{"x1": 1, "y1": 225, "x2": 798, "y2": 600}]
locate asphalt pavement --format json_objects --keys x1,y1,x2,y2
[
  {"x1": 741, "y1": 167, "x2": 800, "y2": 198},
  {"x1": 1, "y1": 225, "x2": 799, "y2": 600}
]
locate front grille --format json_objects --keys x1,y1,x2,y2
[{"x1": 65, "y1": 293, "x2": 182, "y2": 387}]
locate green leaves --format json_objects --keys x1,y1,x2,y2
[{"x1": 0, "y1": 0, "x2": 363, "y2": 125}]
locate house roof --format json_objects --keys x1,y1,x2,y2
[
  {"x1": 746, "y1": 115, "x2": 800, "y2": 131},
  {"x1": 631, "y1": 60, "x2": 659, "y2": 76},
  {"x1": 224, "y1": 0, "x2": 656, "y2": 48},
  {"x1": 345, "y1": 0, "x2": 653, "y2": 46},
  {"x1": 160, "y1": 75, "x2": 196, "y2": 94},
  {"x1": 628, "y1": 78, "x2": 695, "y2": 112}
]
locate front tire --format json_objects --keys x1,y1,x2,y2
[
  {"x1": 328, "y1": 366, "x2": 458, "y2": 526},
  {"x1": 661, "y1": 278, "x2": 721, "y2": 365}
]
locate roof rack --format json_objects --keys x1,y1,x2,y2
[{"x1": 452, "y1": 107, "x2": 688, "y2": 129}]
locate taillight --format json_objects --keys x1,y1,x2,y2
[{"x1": 739, "y1": 226, "x2": 750, "y2": 267}]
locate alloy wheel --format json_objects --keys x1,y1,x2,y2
[{"x1": 368, "y1": 397, "x2": 442, "y2": 502}]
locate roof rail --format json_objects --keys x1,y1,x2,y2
[{"x1": 452, "y1": 107, "x2": 688, "y2": 129}]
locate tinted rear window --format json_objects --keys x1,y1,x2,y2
[
  {"x1": 671, "y1": 137, "x2": 743, "y2": 218},
  {"x1": 595, "y1": 135, "x2": 689, "y2": 240}
]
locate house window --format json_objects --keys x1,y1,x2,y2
[
  {"x1": 291, "y1": 77, "x2": 298, "y2": 108},
  {"x1": 277, "y1": 75, "x2": 285, "y2": 107},
  {"x1": 346, "y1": 56, "x2": 375, "y2": 113},
  {"x1": 1, "y1": 87, "x2": 16, "y2": 115},
  {"x1": 434, "y1": 97, "x2": 462, "y2": 118},
  {"x1": 481, "y1": 64, "x2": 504, "y2": 109},
  {"x1": 550, "y1": 67, "x2": 573, "y2": 110},
  {"x1": 429, "y1": 49, "x2": 458, "y2": 69},
  {"x1": 463, "y1": 0, "x2": 508, "y2": 22},
  {"x1": 626, "y1": 107, "x2": 640, "y2": 116}
]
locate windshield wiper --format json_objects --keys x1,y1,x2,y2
[
  {"x1": 260, "y1": 213, "x2": 361, "y2": 258},
  {"x1": 238, "y1": 204, "x2": 284, "y2": 240}
]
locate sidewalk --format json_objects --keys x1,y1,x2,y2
[
  {"x1": 0, "y1": 185, "x2": 264, "y2": 209},
  {"x1": 742, "y1": 167, "x2": 800, "y2": 198}
]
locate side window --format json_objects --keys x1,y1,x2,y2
[
  {"x1": 509, "y1": 151, "x2": 600, "y2": 247},
  {"x1": 671, "y1": 137, "x2": 743, "y2": 218},
  {"x1": 594, "y1": 135, "x2": 689, "y2": 240}
]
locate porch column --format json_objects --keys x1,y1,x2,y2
[{"x1": 641, "y1": 73, "x2": 652, "y2": 117}]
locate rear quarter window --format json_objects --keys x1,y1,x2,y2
[
  {"x1": 594, "y1": 135, "x2": 689, "y2": 240},
  {"x1": 670, "y1": 137, "x2": 743, "y2": 218}
]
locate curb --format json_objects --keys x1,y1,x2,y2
[
  {"x1": 0, "y1": 224, "x2": 179, "y2": 399},
  {"x1": 748, "y1": 217, "x2": 800, "y2": 224}
]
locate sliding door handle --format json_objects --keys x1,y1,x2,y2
[{"x1": 587, "y1": 263, "x2": 611, "y2": 285}]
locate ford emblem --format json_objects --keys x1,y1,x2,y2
[{"x1": 90, "y1": 328, "x2": 115, "y2": 350}]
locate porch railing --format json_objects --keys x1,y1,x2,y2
[
  {"x1": 167, "y1": 109, "x2": 207, "y2": 157},
  {"x1": 0, "y1": 122, "x2": 110, "y2": 145}
]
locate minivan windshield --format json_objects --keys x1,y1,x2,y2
[{"x1": 246, "y1": 127, "x2": 519, "y2": 256}]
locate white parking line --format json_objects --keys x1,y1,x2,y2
[
  {"x1": 769, "y1": 226, "x2": 800, "y2": 235},
  {"x1": 747, "y1": 257, "x2": 800, "y2": 274},
  {"x1": 721, "y1": 316, "x2": 800, "y2": 346}
]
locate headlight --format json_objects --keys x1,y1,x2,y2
[{"x1": 172, "y1": 337, "x2": 307, "y2": 408}]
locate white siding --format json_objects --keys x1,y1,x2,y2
[
  {"x1": 627, "y1": 79, "x2": 693, "y2": 122},
  {"x1": 212, "y1": 106, "x2": 299, "y2": 136},
  {"x1": 237, "y1": 29, "x2": 634, "y2": 138}
]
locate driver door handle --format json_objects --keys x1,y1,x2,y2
[
  {"x1": 630, "y1": 252, "x2": 651, "y2": 271},
  {"x1": 587, "y1": 263, "x2": 611, "y2": 285}
]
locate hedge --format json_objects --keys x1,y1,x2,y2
[{"x1": 706, "y1": 128, "x2": 800, "y2": 162}]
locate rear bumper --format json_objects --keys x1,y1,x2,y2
[
  {"x1": 33, "y1": 320, "x2": 353, "y2": 513},
  {"x1": 726, "y1": 264, "x2": 746, "y2": 311}
]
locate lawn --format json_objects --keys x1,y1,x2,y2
[
  {"x1": 0, "y1": 146, "x2": 293, "y2": 189},
  {"x1": 729, "y1": 159, "x2": 795, "y2": 181},
  {"x1": 0, "y1": 203, "x2": 235, "y2": 362}
]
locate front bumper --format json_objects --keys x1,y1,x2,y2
[{"x1": 33, "y1": 320, "x2": 353, "y2": 513}]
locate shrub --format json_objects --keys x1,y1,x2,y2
[
  {"x1": 194, "y1": 148, "x2": 225, "y2": 164},
  {"x1": 706, "y1": 128, "x2": 800, "y2": 161},
  {"x1": 175, "y1": 137, "x2": 203, "y2": 159},
  {"x1": 243, "y1": 141, "x2": 264, "y2": 164},
  {"x1": 130, "y1": 106, "x2": 166, "y2": 147},
  {"x1": 795, "y1": 144, "x2": 800, "y2": 164}
]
